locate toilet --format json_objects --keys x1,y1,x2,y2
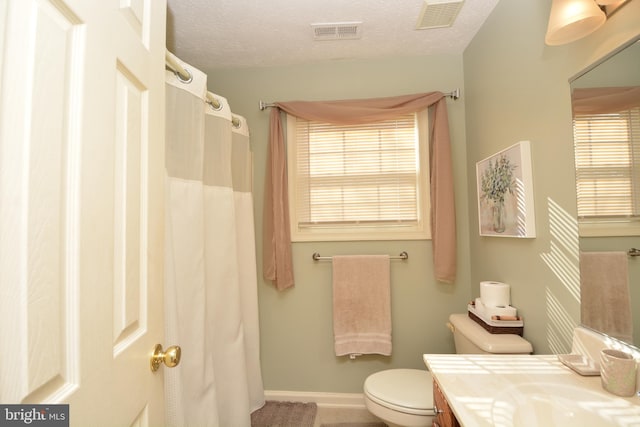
[{"x1": 363, "y1": 313, "x2": 533, "y2": 427}]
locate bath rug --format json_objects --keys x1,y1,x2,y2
[{"x1": 251, "y1": 401, "x2": 317, "y2": 427}]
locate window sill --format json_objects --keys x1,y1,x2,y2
[{"x1": 578, "y1": 221, "x2": 640, "y2": 237}]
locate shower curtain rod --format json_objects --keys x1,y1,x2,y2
[
  {"x1": 258, "y1": 88, "x2": 461, "y2": 111},
  {"x1": 205, "y1": 91, "x2": 222, "y2": 110},
  {"x1": 205, "y1": 91, "x2": 242, "y2": 129},
  {"x1": 166, "y1": 49, "x2": 192, "y2": 83},
  {"x1": 165, "y1": 49, "x2": 241, "y2": 128},
  {"x1": 165, "y1": 50, "x2": 224, "y2": 111}
]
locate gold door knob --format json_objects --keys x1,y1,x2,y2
[{"x1": 150, "y1": 344, "x2": 181, "y2": 372}]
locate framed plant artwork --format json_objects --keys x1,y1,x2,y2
[{"x1": 476, "y1": 141, "x2": 536, "y2": 238}]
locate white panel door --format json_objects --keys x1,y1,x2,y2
[{"x1": 0, "y1": 0, "x2": 167, "y2": 425}]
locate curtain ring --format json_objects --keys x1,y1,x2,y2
[
  {"x1": 208, "y1": 100, "x2": 223, "y2": 111},
  {"x1": 174, "y1": 68, "x2": 193, "y2": 84}
]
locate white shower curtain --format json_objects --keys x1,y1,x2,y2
[{"x1": 164, "y1": 58, "x2": 264, "y2": 427}]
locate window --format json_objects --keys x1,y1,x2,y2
[
  {"x1": 286, "y1": 111, "x2": 431, "y2": 241},
  {"x1": 573, "y1": 106, "x2": 640, "y2": 236}
]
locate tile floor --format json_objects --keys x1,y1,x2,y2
[{"x1": 313, "y1": 405, "x2": 387, "y2": 426}]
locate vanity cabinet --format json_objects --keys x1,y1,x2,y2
[
  {"x1": 433, "y1": 378, "x2": 460, "y2": 427},
  {"x1": 425, "y1": 353, "x2": 640, "y2": 426}
]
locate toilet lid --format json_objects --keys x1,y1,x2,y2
[{"x1": 364, "y1": 369, "x2": 434, "y2": 416}]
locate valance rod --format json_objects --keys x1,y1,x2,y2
[{"x1": 258, "y1": 88, "x2": 460, "y2": 111}]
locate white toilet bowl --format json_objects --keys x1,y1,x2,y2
[
  {"x1": 363, "y1": 369, "x2": 434, "y2": 427},
  {"x1": 363, "y1": 313, "x2": 533, "y2": 426}
]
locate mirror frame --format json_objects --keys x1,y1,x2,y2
[
  {"x1": 569, "y1": 35, "x2": 640, "y2": 83},
  {"x1": 569, "y1": 35, "x2": 640, "y2": 351}
]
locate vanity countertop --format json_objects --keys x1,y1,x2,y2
[{"x1": 423, "y1": 354, "x2": 640, "y2": 427}]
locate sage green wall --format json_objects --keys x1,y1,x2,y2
[
  {"x1": 204, "y1": 0, "x2": 640, "y2": 393},
  {"x1": 463, "y1": 0, "x2": 640, "y2": 354},
  {"x1": 206, "y1": 56, "x2": 473, "y2": 393}
]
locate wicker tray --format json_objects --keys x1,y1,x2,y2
[{"x1": 468, "y1": 310, "x2": 524, "y2": 336}]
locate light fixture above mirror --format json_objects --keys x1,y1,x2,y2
[{"x1": 545, "y1": 0, "x2": 630, "y2": 46}]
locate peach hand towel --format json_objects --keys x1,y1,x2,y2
[
  {"x1": 580, "y1": 251, "x2": 633, "y2": 343},
  {"x1": 332, "y1": 255, "x2": 391, "y2": 356}
]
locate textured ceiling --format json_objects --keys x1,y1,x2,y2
[{"x1": 166, "y1": 0, "x2": 500, "y2": 70}]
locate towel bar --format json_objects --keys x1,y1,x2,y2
[
  {"x1": 312, "y1": 251, "x2": 408, "y2": 261},
  {"x1": 629, "y1": 248, "x2": 640, "y2": 257}
]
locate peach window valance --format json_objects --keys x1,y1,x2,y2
[
  {"x1": 571, "y1": 86, "x2": 640, "y2": 116},
  {"x1": 263, "y1": 92, "x2": 457, "y2": 291}
]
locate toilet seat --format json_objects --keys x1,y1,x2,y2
[{"x1": 364, "y1": 369, "x2": 434, "y2": 416}]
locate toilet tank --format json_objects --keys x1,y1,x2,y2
[{"x1": 448, "y1": 314, "x2": 533, "y2": 354}]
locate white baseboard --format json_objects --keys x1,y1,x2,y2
[{"x1": 264, "y1": 390, "x2": 367, "y2": 409}]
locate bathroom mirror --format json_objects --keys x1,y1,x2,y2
[{"x1": 570, "y1": 37, "x2": 640, "y2": 349}]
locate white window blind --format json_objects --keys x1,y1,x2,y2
[
  {"x1": 573, "y1": 107, "x2": 640, "y2": 224},
  {"x1": 287, "y1": 112, "x2": 430, "y2": 241}
]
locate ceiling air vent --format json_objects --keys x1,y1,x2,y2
[
  {"x1": 311, "y1": 22, "x2": 362, "y2": 41},
  {"x1": 416, "y1": 0, "x2": 465, "y2": 30}
]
